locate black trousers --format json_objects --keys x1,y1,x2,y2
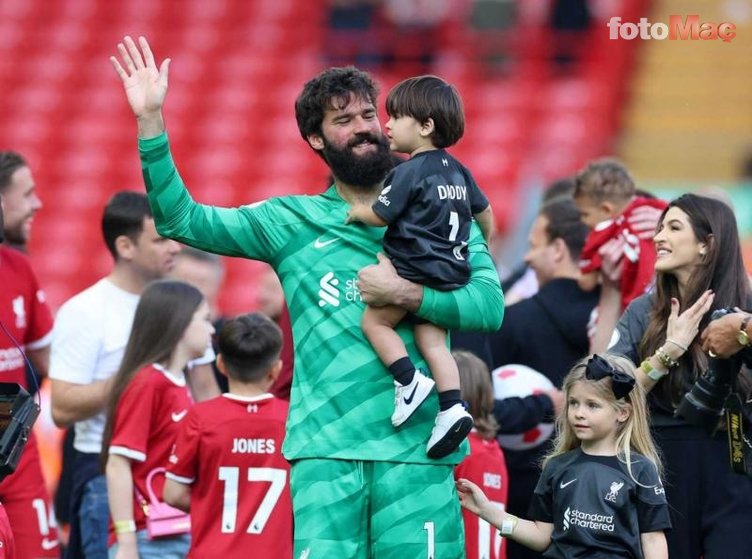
[{"x1": 654, "y1": 424, "x2": 752, "y2": 559}]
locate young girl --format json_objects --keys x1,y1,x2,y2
[
  {"x1": 452, "y1": 351, "x2": 509, "y2": 559},
  {"x1": 457, "y1": 354, "x2": 671, "y2": 559},
  {"x1": 100, "y1": 280, "x2": 215, "y2": 559},
  {"x1": 347, "y1": 75, "x2": 494, "y2": 458}
]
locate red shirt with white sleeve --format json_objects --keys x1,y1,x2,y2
[
  {"x1": 0, "y1": 245, "x2": 58, "y2": 557},
  {"x1": 0, "y1": 245, "x2": 53, "y2": 387},
  {"x1": 455, "y1": 431, "x2": 510, "y2": 559},
  {"x1": 108, "y1": 364, "x2": 193, "y2": 534},
  {"x1": 579, "y1": 197, "x2": 668, "y2": 310},
  {"x1": 166, "y1": 393, "x2": 292, "y2": 559}
]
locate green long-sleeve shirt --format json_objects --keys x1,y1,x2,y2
[{"x1": 140, "y1": 133, "x2": 504, "y2": 463}]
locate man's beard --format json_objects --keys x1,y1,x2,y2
[
  {"x1": 323, "y1": 132, "x2": 394, "y2": 190},
  {"x1": 2, "y1": 225, "x2": 26, "y2": 250}
]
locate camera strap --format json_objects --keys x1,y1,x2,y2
[
  {"x1": 725, "y1": 393, "x2": 748, "y2": 475},
  {"x1": 0, "y1": 383, "x2": 40, "y2": 479}
]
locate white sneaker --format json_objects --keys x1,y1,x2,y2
[
  {"x1": 426, "y1": 403, "x2": 473, "y2": 459},
  {"x1": 391, "y1": 370, "x2": 435, "y2": 427}
]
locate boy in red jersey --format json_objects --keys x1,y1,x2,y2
[
  {"x1": 452, "y1": 351, "x2": 509, "y2": 559},
  {"x1": 164, "y1": 313, "x2": 292, "y2": 559}
]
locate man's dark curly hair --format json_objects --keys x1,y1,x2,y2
[
  {"x1": 294, "y1": 67, "x2": 379, "y2": 142},
  {"x1": 0, "y1": 152, "x2": 27, "y2": 193}
]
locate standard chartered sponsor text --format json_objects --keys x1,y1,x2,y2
[
  {"x1": 0, "y1": 347, "x2": 23, "y2": 371},
  {"x1": 569, "y1": 509, "x2": 615, "y2": 532}
]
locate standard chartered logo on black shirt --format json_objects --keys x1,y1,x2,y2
[{"x1": 563, "y1": 507, "x2": 615, "y2": 532}]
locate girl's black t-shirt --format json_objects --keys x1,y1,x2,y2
[{"x1": 530, "y1": 448, "x2": 671, "y2": 558}]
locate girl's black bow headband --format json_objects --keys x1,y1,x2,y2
[{"x1": 585, "y1": 355, "x2": 635, "y2": 400}]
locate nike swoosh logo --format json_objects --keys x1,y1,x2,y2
[
  {"x1": 560, "y1": 478, "x2": 577, "y2": 489},
  {"x1": 41, "y1": 538, "x2": 60, "y2": 551},
  {"x1": 314, "y1": 237, "x2": 338, "y2": 248},
  {"x1": 403, "y1": 384, "x2": 419, "y2": 405},
  {"x1": 172, "y1": 410, "x2": 188, "y2": 422}
]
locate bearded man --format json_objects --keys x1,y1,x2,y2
[{"x1": 112, "y1": 36, "x2": 504, "y2": 559}]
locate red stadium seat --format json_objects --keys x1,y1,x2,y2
[{"x1": 2, "y1": 0, "x2": 642, "y2": 314}]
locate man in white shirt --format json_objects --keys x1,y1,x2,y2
[{"x1": 49, "y1": 191, "x2": 216, "y2": 559}]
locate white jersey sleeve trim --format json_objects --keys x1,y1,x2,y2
[
  {"x1": 165, "y1": 472, "x2": 195, "y2": 485},
  {"x1": 26, "y1": 330, "x2": 53, "y2": 351},
  {"x1": 109, "y1": 446, "x2": 146, "y2": 462}
]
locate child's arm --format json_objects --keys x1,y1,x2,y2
[
  {"x1": 106, "y1": 454, "x2": 139, "y2": 559},
  {"x1": 474, "y1": 206, "x2": 495, "y2": 243},
  {"x1": 640, "y1": 531, "x2": 669, "y2": 559},
  {"x1": 456, "y1": 479, "x2": 553, "y2": 552},
  {"x1": 164, "y1": 478, "x2": 192, "y2": 512},
  {"x1": 578, "y1": 270, "x2": 600, "y2": 292},
  {"x1": 346, "y1": 203, "x2": 388, "y2": 226}
]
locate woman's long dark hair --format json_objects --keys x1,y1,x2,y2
[
  {"x1": 639, "y1": 194, "x2": 750, "y2": 408},
  {"x1": 100, "y1": 280, "x2": 204, "y2": 470}
]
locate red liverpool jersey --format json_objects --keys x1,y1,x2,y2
[
  {"x1": 108, "y1": 364, "x2": 193, "y2": 532},
  {"x1": 455, "y1": 432, "x2": 510, "y2": 559},
  {"x1": 167, "y1": 393, "x2": 292, "y2": 559},
  {"x1": 0, "y1": 246, "x2": 58, "y2": 558},
  {"x1": 0, "y1": 245, "x2": 53, "y2": 387},
  {"x1": 579, "y1": 197, "x2": 667, "y2": 310}
]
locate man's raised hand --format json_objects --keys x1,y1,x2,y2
[{"x1": 111, "y1": 36, "x2": 169, "y2": 133}]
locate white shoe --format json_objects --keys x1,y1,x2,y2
[
  {"x1": 391, "y1": 370, "x2": 435, "y2": 427},
  {"x1": 426, "y1": 403, "x2": 473, "y2": 459}
]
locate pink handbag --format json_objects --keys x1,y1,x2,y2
[{"x1": 136, "y1": 467, "x2": 191, "y2": 539}]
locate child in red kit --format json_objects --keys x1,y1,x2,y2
[
  {"x1": 574, "y1": 159, "x2": 667, "y2": 311},
  {"x1": 164, "y1": 313, "x2": 292, "y2": 559},
  {"x1": 452, "y1": 351, "x2": 509, "y2": 559}
]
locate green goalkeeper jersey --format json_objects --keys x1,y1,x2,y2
[{"x1": 140, "y1": 133, "x2": 504, "y2": 465}]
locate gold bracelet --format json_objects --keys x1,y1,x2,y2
[
  {"x1": 655, "y1": 347, "x2": 679, "y2": 369},
  {"x1": 114, "y1": 520, "x2": 136, "y2": 535}
]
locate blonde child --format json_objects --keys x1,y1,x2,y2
[
  {"x1": 457, "y1": 354, "x2": 671, "y2": 559},
  {"x1": 101, "y1": 280, "x2": 215, "y2": 559},
  {"x1": 347, "y1": 75, "x2": 494, "y2": 458},
  {"x1": 452, "y1": 351, "x2": 509, "y2": 559}
]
